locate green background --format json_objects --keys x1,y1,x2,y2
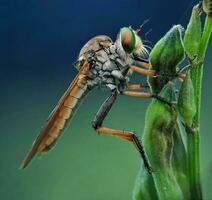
[{"x1": 1, "y1": 0, "x2": 212, "y2": 199}]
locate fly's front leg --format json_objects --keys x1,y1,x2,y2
[
  {"x1": 92, "y1": 90, "x2": 153, "y2": 173},
  {"x1": 133, "y1": 56, "x2": 151, "y2": 68},
  {"x1": 136, "y1": 61, "x2": 151, "y2": 68}
]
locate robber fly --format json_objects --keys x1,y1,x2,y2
[{"x1": 21, "y1": 27, "x2": 184, "y2": 173}]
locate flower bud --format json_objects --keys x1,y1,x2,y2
[
  {"x1": 184, "y1": 5, "x2": 202, "y2": 59},
  {"x1": 178, "y1": 70, "x2": 196, "y2": 127},
  {"x1": 141, "y1": 82, "x2": 183, "y2": 199},
  {"x1": 149, "y1": 25, "x2": 185, "y2": 93}
]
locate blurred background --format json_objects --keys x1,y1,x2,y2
[{"x1": 1, "y1": 0, "x2": 212, "y2": 199}]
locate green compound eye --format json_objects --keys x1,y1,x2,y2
[{"x1": 120, "y1": 27, "x2": 136, "y2": 53}]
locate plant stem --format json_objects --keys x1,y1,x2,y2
[
  {"x1": 198, "y1": 16, "x2": 212, "y2": 65},
  {"x1": 188, "y1": 15, "x2": 212, "y2": 200}
]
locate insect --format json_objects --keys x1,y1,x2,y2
[{"x1": 21, "y1": 27, "x2": 185, "y2": 173}]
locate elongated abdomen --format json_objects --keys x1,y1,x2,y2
[{"x1": 21, "y1": 65, "x2": 91, "y2": 168}]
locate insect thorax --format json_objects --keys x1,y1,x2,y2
[{"x1": 75, "y1": 35, "x2": 134, "y2": 90}]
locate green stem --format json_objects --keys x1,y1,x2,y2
[
  {"x1": 187, "y1": 128, "x2": 201, "y2": 199},
  {"x1": 198, "y1": 16, "x2": 212, "y2": 63},
  {"x1": 188, "y1": 15, "x2": 212, "y2": 200}
]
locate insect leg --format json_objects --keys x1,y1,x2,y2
[
  {"x1": 129, "y1": 65, "x2": 185, "y2": 80},
  {"x1": 92, "y1": 89, "x2": 118, "y2": 129},
  {"x1": 92, "y1": 90, "x2": 152, "y2": 173},
  {"x1": 127, "y1": 83, "x2": 150, "y2": 90},
  {"x1": 95, "y1": 126, "x2": 153, "y2": 173},
  {"x1": 133, "y1": 56, "x2": 151, "y2": 68},
  {"x1": 136, "y1": 61, "x2": 151, "y2": 68},
  {"x1": 122, "y1": 91, "x2": 173, "y2": 106}
]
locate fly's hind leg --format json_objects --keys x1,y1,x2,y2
[
  {"x1": 92, "y1": 89, "x2": 153, "y2": 173},
  {"x1": 96, "y1": 126, "x2": 153, "y2": 173}
]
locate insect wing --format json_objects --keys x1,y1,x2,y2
[{"x1": 21, "y1": 62, "x2": 90, "y2": 168}]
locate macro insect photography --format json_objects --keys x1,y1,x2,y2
[{"x1": 1, "y1": 0, "x2": 212, "y2": 199}]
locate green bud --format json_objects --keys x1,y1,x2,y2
[
  {"x1": 203, "y1": 0, "x2": 212, "y2": 17},
  {"x1": 141, "y1": 82, "x2": 183, "y2": 200},
  {"x1": 144, "y1": 82, "x2": 176, "y2": 168},
  {"x1": 149, "y1": 25, "x2": 185, "y2": 93},
  {"x1": 178, "y1": 70, "x2": 196, "y2": 127},
  {"x1": 183, "y1": 5, "x2": 202, "y2": 59}
]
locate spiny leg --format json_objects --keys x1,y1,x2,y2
[{"x1": 92, "y1": 90, "x2": 153, "y2": 173}]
